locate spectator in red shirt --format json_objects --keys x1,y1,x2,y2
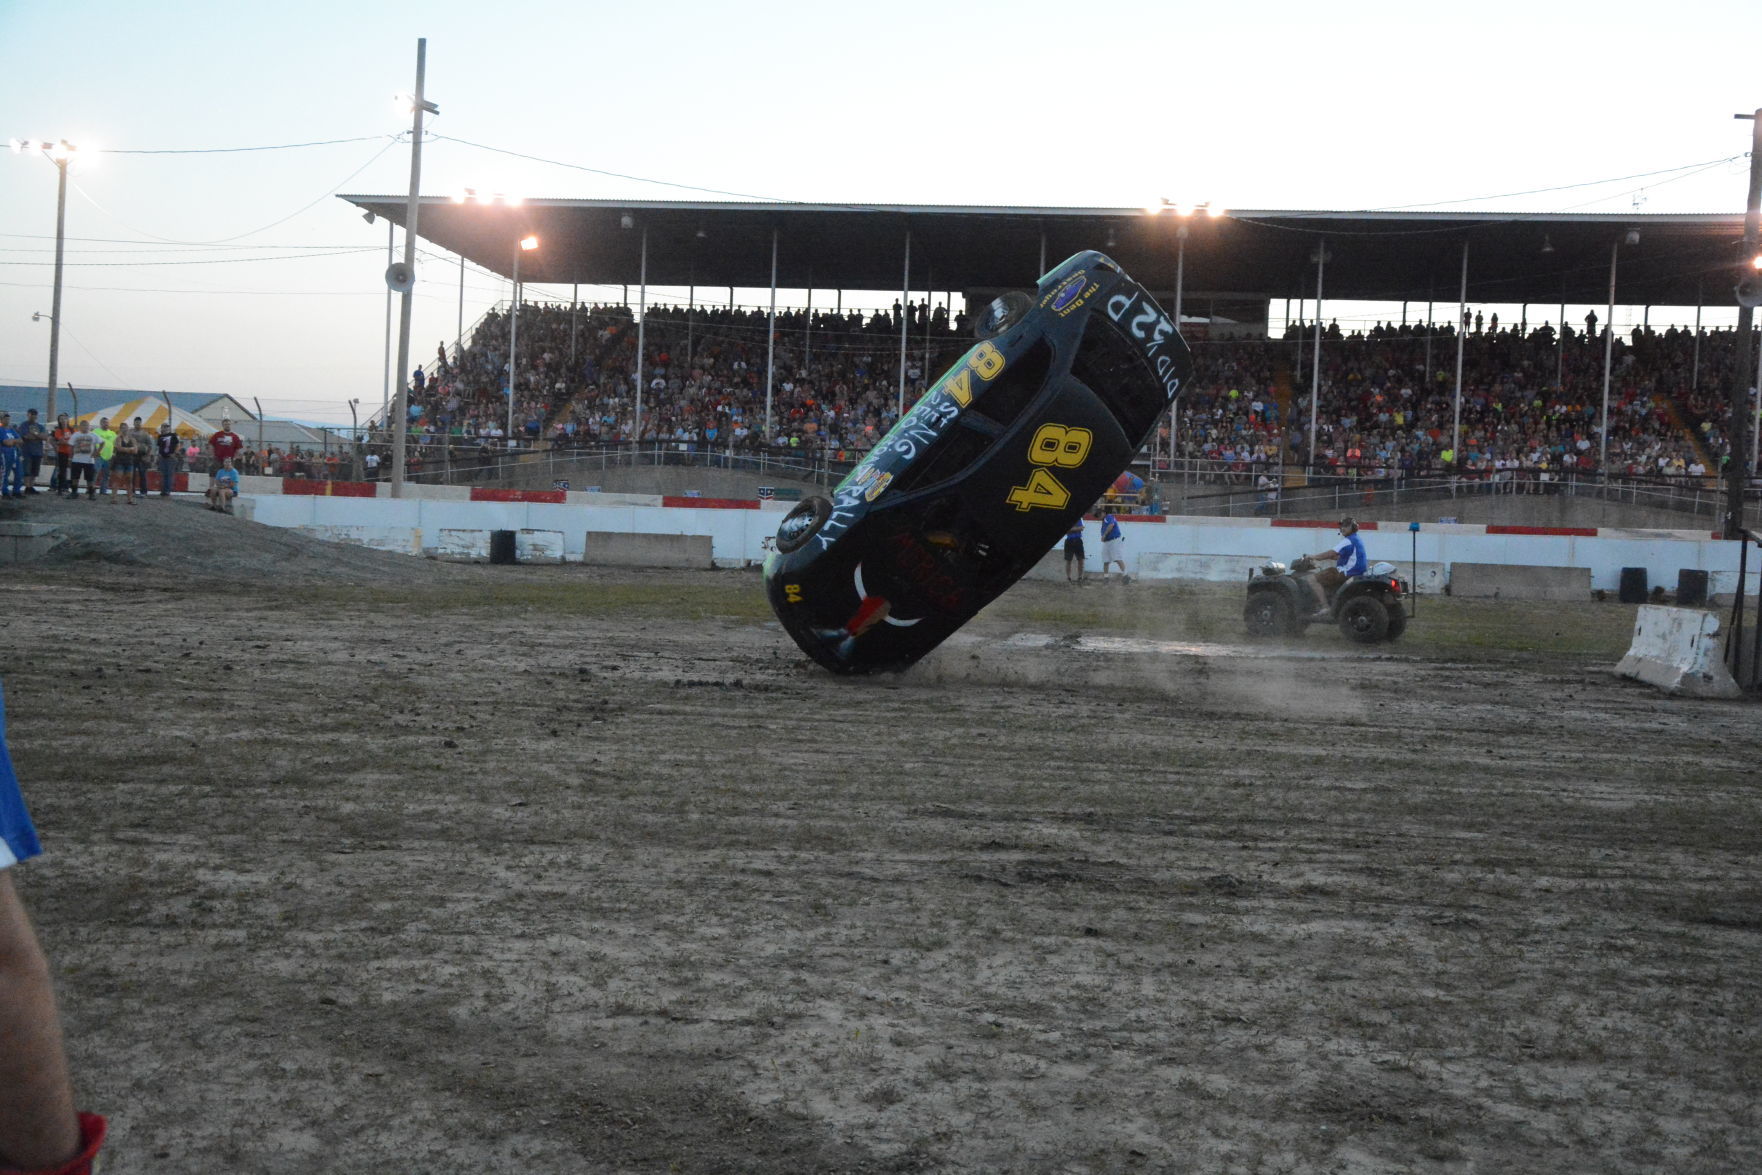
[{"x1": 209, "y1": 419, "x2": 244, "y2": 468}]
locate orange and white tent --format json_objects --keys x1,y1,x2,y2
[{"x1": 73, "y1": 397, "x2": 216, "y2": 438}]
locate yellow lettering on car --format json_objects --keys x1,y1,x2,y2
[
  {"x1": 785, "y1": 583, "x2": 804, "y2": 604},
  {"x1": 1006, "y1": 423, "x2": 1094, "y2": 512},
  {"x1": 946, "y1": 369, "x2": 973, "y2": 407},
  {"x1": 1027, "y1": 424, "x2": 1092, "y2": 468},
  {"x1": 969, "y1": 341, "x2": 1005, "y2": 382},
  {"x1": 1006, "y1": 468, "x2": 1072, "y2": 513}
]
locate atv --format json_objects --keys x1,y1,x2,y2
[{"x1": 1244, "y1": 556, "x2": 1409, "y2": 644}]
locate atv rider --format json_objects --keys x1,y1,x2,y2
[{"x1": 1305, "y1": 517, "x2": 1367, "y2": 619}]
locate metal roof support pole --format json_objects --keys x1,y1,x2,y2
[
  {"x1": 1726, "y1": 107, "x2": 1762, "y2": 539},
  {"x1": 569, "y1": 283, "x2": 578, "y2": 367},
  {"x1": 804, "y1": 282, "x2": 813, "y2": 376},
  {"x1": 898, "y1": 228, "x2": 911, "y2": 421},
  {"x1": 1038, "y1": 227, "x2": 1045, "y2": 278},
  {"x1": 1692, "y1": 284, "x2": 1701, "y2": 391},
  {"x1": 508, "y1": 241, "x2": 522, "y2": 451},
  {"x1": 686, "y1": 285, "x2": 694, "y2": 369},
  {"x1": 1167, "y1": 224, "x2": 1188, "y2": 476},
  {"x1": 1556, "y1": 283, "x2": 1566, "y2": 388},
  {"x1": 765, "y1": 228, "x2": 778, "y2": 439},
  {"x1": 1600, "y1": 238, "x2": 1617, "y2": 482},
  {"x1": 1307, "y1": 244, "x2": 1325, "y2": 473},
  {"x1": 390, "y1": 37, "x2": 432, "y2": 501},
  {"x1": 456, "y1": 254, "x2": 464, "y2": 366},
  {"x1": 1453, "y1": 241, "x2": 1468, "y2": 469},
  {"x1": 382, "y1": 221, "x2": 394, "y2": 425},
  {"x1": 636, "y1": 225, "x2": 649, "y2": 448}
]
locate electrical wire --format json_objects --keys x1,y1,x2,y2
[
  {"x1": 104, "y1": 135, "x2": 392, "y2": 155},
  {"x1": 68, "y1": 136, "x2": 403, "y2": 246},
  {"x1": 1366, "y1": 155, "x2": 1744, "y2": 212},
  {"x1": 0, "y1": 248, "x2": 381, "y2": 268},
  {"x1": 430, "y1": 134, "x2": 797, "y2": 204}
]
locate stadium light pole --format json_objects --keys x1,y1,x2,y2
[
  {"x1": 508, "y1": 234, "x2": 538, "y2": 451},
  {"x1": 10, "y1": 137, "x2": 86, "y2": 426},
  {"x1": 1146, "y1": 200, "x2": 1224, "y2": 473},
  {"x1": 1308, "y1": 245, "x2": 1329, "y2": 473},
  {"x1": 389, "y1": 38, "x2": 438, "y2": 500}
]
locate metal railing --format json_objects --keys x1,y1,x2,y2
[{"x1": 1726, "y1": 530, "x2": 1762, "y2": 691}]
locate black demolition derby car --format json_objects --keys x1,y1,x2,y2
[{"x1": 763, "y1": 250, "x2": 1192, "y2": 673}]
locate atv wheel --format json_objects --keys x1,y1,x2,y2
[
  {"x1": 1385, "y1": 606, "x2": 1408, "y2": 641},
  {"x1": 1244, "y1": 591, "x2": 1295, "y2": 638},
  {"x1": 774, "y1": 496, "x2": 833, "y2": 554},
  {"x1": 975, "y1": 291, "x2": 1034, "y2": 340},
  {"x1": 1338, "y1": 596, "x2": 1391, "y2": 644}
]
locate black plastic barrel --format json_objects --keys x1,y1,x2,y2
[
  {"x1": 1618, "y1": 567, "x2": 1648, "y2": 604},
  {"x1": 1676, "y1": 569, "x2": 1709, "y2": 607},
  {"x1": 489, "y1": 530, "x2": 517, "y2": 565}
]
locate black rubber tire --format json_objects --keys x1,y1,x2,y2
[
  {"x1": 974, "y1": 291, "x2": 1034, "y2": 340},
  {"x1": 1385, "y1": 606, "x2": 1408, "y2": 641},
  {"x1": 1338, "y1": 596, "x2": 1391, "y2": 644},
  {"x1": 1244, "y1": 591, "x2": 1294, "y2": 638},
  {"x1": 774, "y1": 496, "x2": 833, "y2": 554}
]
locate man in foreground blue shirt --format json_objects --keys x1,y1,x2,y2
[{"x1": 1306, "y1": 517, "x2": 1368, "y2": 618}]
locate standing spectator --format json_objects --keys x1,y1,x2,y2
[
  {"x1": 364, "y1": 450, "x2": 381, "y2": 480},
  {"x1": 155, "y1": 424, "x2": 180, "y2": 498},
  {"x1": 0, "y1": 414, "x2": 20, "y2": 500},
  {"x1": 19, "y1": 410, "x2": 46, "y2": 495},
  {"x1": 208, "y1": 418, "x2": 244, "y2": 469},
  {"x1": 89, "y1": 417, "x2": 116, "y2": 499},
  {"x1": 1099, "y1": 510, "x2": 1128, "y2": 583},
  {"x1": 110, "y1": 423, "x2": 141, "y2": 506},
  {"x1": 0, "y1": 680, "x2": 109, "y2": 1174},
  {"x1": 129, "y1": 418, "x2": 153, "y2": 498},
  {"x1": 65, "y1": 422, "x2": 95, "y2": 499},
  {"x1": 1063, "y1": 517, "x2": 1086, "y2": 584},
  {"x1": 49, "y1": 414, "x2": 72, "y2": 497},
  {"x1": 206, "y1": 457, "x2": 239, "y2": 513}
]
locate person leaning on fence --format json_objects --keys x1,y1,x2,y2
[
  {"x1": 1063, "y1": 517, "x2": 1086, "y2": 584},
  {"x1": 0, "y1": 414, "x2": 22, "y2": 501},
  {"x1": 0, "y1": 680, "x2": 109, "y2": 1174}
]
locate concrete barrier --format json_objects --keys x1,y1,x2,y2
[
  {"x1": 1615, "y1": 604, "x2": 1741, "y2": 698},
  {"x1": 1449, "y1": 562, "x2": 1590, "y2": 600},
  {"x1": 0, "y1": 521, "x2": 62, "y2": 565},
  {"x1": 584, "y1": 531, "x2": 712, "y2": 569}
]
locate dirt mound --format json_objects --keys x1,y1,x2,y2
[{"x1": 0, "y1": 491, "x2": 469, "y2": 585}]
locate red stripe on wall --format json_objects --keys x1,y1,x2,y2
[
  {"x1": 1485, "y1": 524, "x2": 1597, "y2": 537},
  {"x1": 662, "y1": 496, "x2": 758, "y2": 509},
  {"x1": 470, "y1": 488, "x2": 566, "y2": 504},
  {"x1": 1270, "y1": 519, "x2": 1379, "y2": 529}
]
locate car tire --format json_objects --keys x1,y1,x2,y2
[
  {"x1": 774, "y1": 496, "x2": 833, "y2": 554},
  {"x1": 1338, "y1": 596, "x2": 1390, "y2": 644},
  {"x1": 1385, "y1": 605, "x2": 1408, "y2": 641},
  {"x1": 1244, "y1": 591, "x2": 1294, "y2": 638},
  {"x1": 975, "y1": 291, "x2": 1034, "y2": 340}
]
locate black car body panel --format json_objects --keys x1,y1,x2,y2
[{"x1": 764, "y1": 251, "x2": 1192, "y2": 673}]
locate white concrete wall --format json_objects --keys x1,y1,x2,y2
[{"x1": 238, "y1": 492, "x2": 1760, "y2": 593}]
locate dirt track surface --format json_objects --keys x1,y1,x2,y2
[{"x1": 2, "y1": 499, "x2": 1759, "y2": 1173}]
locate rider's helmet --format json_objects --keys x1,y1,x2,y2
[{"x1": 1338, "y1": 517, "x2": 1358, "y2": 534}]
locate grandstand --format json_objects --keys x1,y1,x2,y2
[{"x1": 334, "y1": 199, "x2": 1761, "y2": 525}]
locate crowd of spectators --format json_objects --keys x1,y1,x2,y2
[{"x1": 359, "y1": 297, "x2": 1757, "y2": 497}]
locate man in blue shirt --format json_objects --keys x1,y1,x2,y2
[
  {"x1": 0, "y1": 413, "x2": 23, "y2": 500},
  {"x1": 1099, "y1": 511, "x2": 1128, "y2": 583},
  {"x1": 0, "y1": 683, "x2": 108, "y2": 1173},
  {"x1": 1306, "y1": 516, "x2": 1368, "y2": 617}
]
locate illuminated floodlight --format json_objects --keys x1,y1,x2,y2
[
  {"x1": 1143, "y1": 200, "x2": 1165, "y2": 216},
  {"x1": 1205, "y1": 203, "x2": 1225, "y2": 218},
  {"x1": 519, "y1": 235, "x2": 539, "y2": 251},
  {"x1": 1751, "y1": 253, "x2": 1762, "y2": 271},
  {"x1": 453, "y1": 189, "x2": 471, "y2": 203},
  {"x1": 503, "y1": 194, "x2": 523, "y2": 207}
]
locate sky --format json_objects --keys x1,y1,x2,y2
[{"x1": 3, "y1": 0, "x2": 1760, "y2": 425}]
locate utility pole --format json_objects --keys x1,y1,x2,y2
[{"x1": 1726, "y1": 109, "x2": 1762, "y2": 539}]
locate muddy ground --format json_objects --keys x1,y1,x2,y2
[{"x1": 2, "y1": 494, "x2": 1759, "y2": 1173}]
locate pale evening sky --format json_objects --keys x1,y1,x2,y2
[{"x1": 3, "y1": 0, "x2": 1759, "y2": 424}]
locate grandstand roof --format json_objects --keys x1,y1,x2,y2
[{"x1": 340, "y1": 196, "x2": 1751, "y2": 310}]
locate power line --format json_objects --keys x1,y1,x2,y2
[
  {"x1": 103, "y1": 135, "x2": 393, "y2": 155},
  {"x1": 0, "y1": 248, "x2": 380, "y2": 268}
]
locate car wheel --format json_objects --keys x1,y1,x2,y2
[
  {"x1": 975, "y1": 291, "x2": 1034, "y2": 340},
  {"x1": 774, "y1": 496, "x2": 833, "y2": 554},
  {"x1": 1385, "y1": 605, "x2": 1408, "y2": 641},
  {"x1": 1244, "y1": 591, "x2": 1293, "y2": 638},
  {"x1": 1338, "y1": 596, "x2": 1390, "y2": 644}
]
